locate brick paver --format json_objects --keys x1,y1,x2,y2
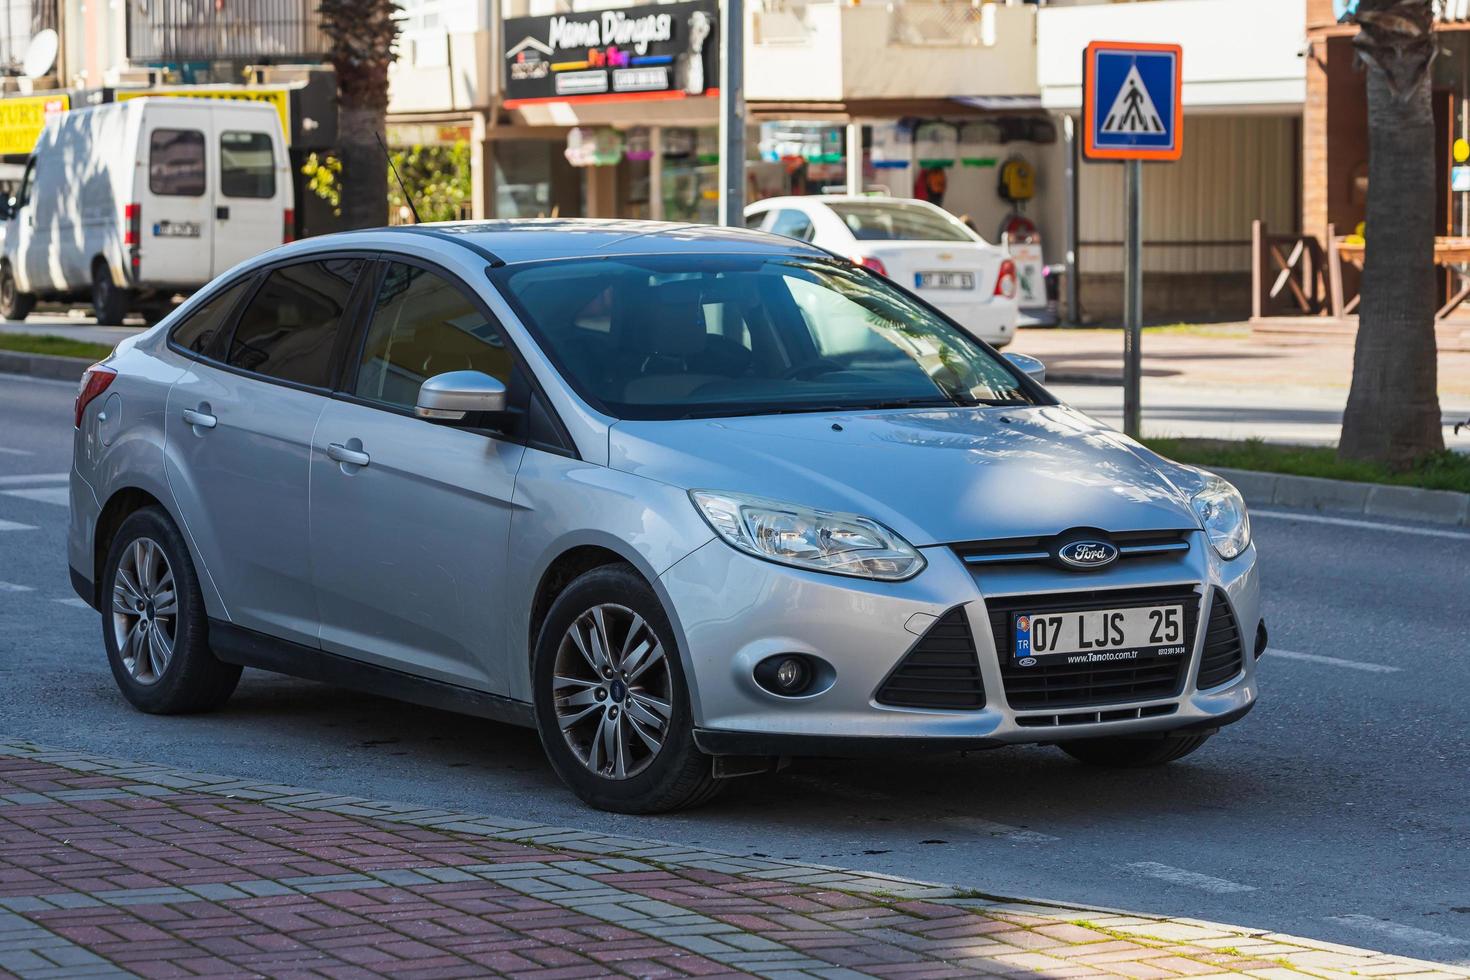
[{"x1": 0, "y1": 741, "x2": 1463, "y2": 980}]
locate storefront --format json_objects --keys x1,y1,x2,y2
[{"x1": 492, "y1": 0, "x2": 723, "y2": 222}]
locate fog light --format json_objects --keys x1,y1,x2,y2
[{"x1": 754, "y1": 654, "x2": 816, "y2": 697}]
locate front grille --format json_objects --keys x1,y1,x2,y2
[
  {"x1": 1015, "y1": 704, "x2": 1178, "y2": 728},
  {"x1": 1196, "y1": 589, "x2": 1245, "y2": 690},
  {"x1": 875, "y1": 607, "x2": 986, "y2": 710},
  {"x1": 954, "y1": 529, "x2": 1191, "y2": 570},
  {"x1": 987, "y1": 585, "x2": 1200, "y2": 711}
]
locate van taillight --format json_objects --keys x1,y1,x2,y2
[
  {"x1": 283, "y1": 208, "x2": 295, "y2": 244},
  {"x1": 124, "y1": 204, "x2": 140, "y2": 246},
  {"x1": 74, "y1": 364, "x2": 117, "y2": 429}
]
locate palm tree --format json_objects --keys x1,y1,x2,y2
[
  {"x1": 319, "y1": 0, "x2": 401, "y2": 230},
  {"x1": 1339, "y1": 0, "x2": 1444, "y2": 467}
]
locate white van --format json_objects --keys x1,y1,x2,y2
[{"x1": 0, "y1": 98, "x2": 293, "y2": 324}]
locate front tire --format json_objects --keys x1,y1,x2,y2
[
  {"x1": 91, "y1": 260, "x2": 129, "y2": 325},
  {"x1": 1058, "y1": 733, "x2": 1212, "y2": 768},
  {"x1": 0, "y1": 263, "x2": 34, "y2": 321},
  {"x1": 532, "y1": 565, "x2": 721, "y2": 813},
  {"x1": 102, "y1": 507, "x2": 241, "y2": 714}
]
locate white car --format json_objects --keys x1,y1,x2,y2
[{"x1": 745, "y1": 196, "x2": 1019, "y2": 348}]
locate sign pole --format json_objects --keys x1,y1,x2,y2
[
  {"x1": 1123, "y1": 158, "x2": 1143, "y2": 438},
  {"x1": 718, "y1": 0, "x2": 745, "y2": 226}
]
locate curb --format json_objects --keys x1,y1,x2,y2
[
  {"x1": 0, "y1": 350, "x2": 94, "y2": 382},
  {"x1": 1216, "y1": 466, "x2": 1470, "y2": 528}
]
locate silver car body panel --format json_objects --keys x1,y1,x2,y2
[{"x1": 69, "y1": 220, "x2": 1261, "y2": 753}]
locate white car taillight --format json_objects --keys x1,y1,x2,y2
[{"x1": 994, "y1": 259, "x2": 1018, "y2": 301}]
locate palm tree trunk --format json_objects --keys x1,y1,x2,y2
[
  {"x1": 337, "y1": 107, "x2": 389, "y2": 230},
  {"x1": 1339, "y1": 1, "x2": 1444, "y2": 467}
]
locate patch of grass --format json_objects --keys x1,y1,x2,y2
[
  {"x1": 0, "y1": 333, "x2": 115, "y2": 361},
  {"x1": 1143, "y1": 437, "x2": 1470, "y2": 495}
]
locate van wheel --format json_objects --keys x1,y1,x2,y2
[
  {"x1": 0, "y1": 264, "x2": 34, "y2": 321},
  {"x1": 532, "y1": 565, "x2": 722, "y2": 814},
  {"x1": 102, "y1": 507, "x2": 241, "y2": 714},
  {"x1": 91, "y1": 261, "x2": 129, "y2": 325}
]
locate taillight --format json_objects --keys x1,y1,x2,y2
[
  {"x1": 123, "y1": 204, "x2": 140, "y2": 246},
  {"x1": 283, "y1": 208, "x2": 295, "y2": 244},
  {"x1": 75, "y1": 364, "x2": 117, "y2": 429},
  {"x1": 851, "y1": 255, "x2": 888, "y2": 277},
  {"x1": 994, "y1": 259, "x2": 1018, "y2": 300}
]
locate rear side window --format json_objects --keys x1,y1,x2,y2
[
  {"x1": 170, "y1": 279, "x2": 250, "y2": 359},
  {"x1": 220, "y1": 131, "x2": 276, "y2": 199},
  {"x1": 227, "y1": 259, "x2": 364, "y2": 388},
  {"x1": 354, "y1": 263, "x2": 512, "y2": 409},
  {"x1": 149, "y1": 129, "x2": 206, "y2": 197}
]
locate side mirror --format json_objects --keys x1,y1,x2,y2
[
  {"x1": 415, "y1": 370, "x2": 507, "y2": 421},
  {"x1": 1003, "y1": 351, "x2": 1046, "y2": 384},
  {"x1": 0, "y1": 197, "x2": 14, "y2": 220}
]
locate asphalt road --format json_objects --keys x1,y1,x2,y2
[{"x1": 1, "y1": 372, "x2": 1467, "y2": 964}]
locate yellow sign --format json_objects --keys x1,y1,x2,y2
[
  {"x1": 0, "y1": 94, "x2": 70, "y2": 156},
  {"x1": 1456, "y1": 138, "x2": 1469, "y2": 164},
  {"x1": 116, "y1": 88, "x2": 292, "y2": 143}
]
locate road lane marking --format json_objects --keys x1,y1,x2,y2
[
  {"x1": 0, "y1": 519, "x2": 37, "y2": 531},
  {"x1": 2, "y1": 487, "x2": 68, "y2": 506},
  {"x1": 1124, "y1": 862, "x2": 1256, "y2": 894},
  {"x1": 0, "y1": 581, "x2": 34, "y2": 592},
  {"x1": 1328, "y1": 914, "x2": 1469, "y2": 948},
  {"x1": 1253, "y1": 509, "x2": 1470, "y2": 541},
  {"x1": 53, "y1": 598, "x2": 91, "y2": 609},
  {"x1": 0, "y1": 447, "x2": 33, "y2": 456},
  {"x1": 1268, "y1": 648, "x2": 1402, "y2": 674},
  {"x1": 0, "y1": 472, "x2": 67, "y2": 485},
  {"x1": 942, "y1": 817, "x2": 1059, "y2": 844}
]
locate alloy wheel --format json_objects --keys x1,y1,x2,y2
[
  {"x1": 111, "y1": 538, "x2": 178, "y2": 685},
  {"x1": 552, "y1": 603, "x2": 672, "y2": 779}
]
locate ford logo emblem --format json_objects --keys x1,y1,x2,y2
[{"x1": 1058, "y1": 540, "x2": 1118, "y2": 570}]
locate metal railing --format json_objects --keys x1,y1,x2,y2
[
  {"x1": 0, "y1": 0, "x2": 57, "y2": 75},
  {"x1": 127, "y1": 0, "x2": 330, "y2": 65}
]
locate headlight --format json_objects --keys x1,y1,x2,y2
[
  {"x1": 690, "y1": 490, "x2": 926, "y2": 581},
  {"x1": 1191, "y1": 475, "x2": 1251, "y2": 560}
]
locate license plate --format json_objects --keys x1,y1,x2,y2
[
  {"x1": 916, "y1": 271, "x2": 974, "y2": 290},
  {"x1": 1013, "y1": 604, "x2": 1187, "y2": 666}
]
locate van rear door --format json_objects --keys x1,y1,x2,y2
[
  {"x1": 139, "y1": 107, "x2": 214, "y2": 287},
  {"x1": 212, "y1": 113, "x2": 289, "y2": 274}
]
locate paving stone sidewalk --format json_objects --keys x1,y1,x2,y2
[{"x1": 0, "y1": 741, "x2": 1462, "y2": 980}]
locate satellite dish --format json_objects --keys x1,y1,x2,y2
[{"x1": 22, "y1": 29, "x2": 58, "y2": 79}]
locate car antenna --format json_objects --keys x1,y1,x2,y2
[{"x1": 378, "y1": 131, "x2": 423, "y2": 225}]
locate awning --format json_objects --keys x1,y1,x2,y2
[{"x1": 951, "y1": 95, "x2": 1045, "y2": 113}]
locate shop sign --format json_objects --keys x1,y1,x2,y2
[
  {"x1": 870, "y1": 122, "x2": 911, "y2": 170},
  {"x1": 0, "y1": 94, "x2": 69, "y2": 157},
  {"x1": 117, "y1": 88, "x2": 292, "y2": 144},
  {"x1": 503, "y1": 0, "x2": 718, "y2": 106},
  {"x1": 915, "y1": 122, "x2": 957, "y2": 169}
]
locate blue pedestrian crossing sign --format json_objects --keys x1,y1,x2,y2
[{"x1": 1083, "y1": 41, "x2": 1184, "y2": 162}]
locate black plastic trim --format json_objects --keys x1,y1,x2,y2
[
  {"x1": 692, "y1": 729, "x2": 1002, "y2": 758},
  {"x1": 70, "y1": 565, "x2": 95, "y2": 611},
  {"x1": 208, "y1": 619, "x2": 535, "y2": 728}
]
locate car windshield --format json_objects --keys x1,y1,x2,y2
[
  {"x1": 826, "y1": 202, "x2": 974, "y2": 242},
  {"x1": 492, "y1": 254, "x2": 1044, "y2": 421}
]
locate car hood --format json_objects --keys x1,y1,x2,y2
[{"x1": 608, "y1": 405, "x2": 1202, "y2": 547}]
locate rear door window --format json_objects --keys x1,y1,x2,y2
[
  {"x1": 769, "y1": 209, "x2": 815, "y2": 242},
  {"x1": 170, "y1": 279, "x2": 251, "y2": 359},
  {"x1": 226, "y1": 259, "x2": 364, "y2": 388},
  {"x1": 220, "y1": 131, "x2": 276, "y2": 199},
  {"x1": 353, "y1": 262, "x2": 513, "y2": 409},
  {"x1": 149, "y1": 129, "x2": 206, "y2": 197}
]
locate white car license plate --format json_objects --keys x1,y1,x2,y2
[
  {"x1": 915, "y1": 271, "x2": 974, "y2": 290},
  {"x1": 1013, "y1": 604, "x2": 1187, "y2": 666}
]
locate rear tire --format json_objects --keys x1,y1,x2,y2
[
  {"x1": 91, "y1": 260, "x2": 129, "y2": 325},
  {"x1": 0, "y1": 263, "x2": 34, "y2": 321},
  {"x1": 1058, "y1": 733, "x2": 1211, "y2": 768},
  {"x1": 102, "y1": 507, "x2": 241, "y2": 714},
  {"x1": 532, "y1": 565, "x2": 722, "y2": 814}
]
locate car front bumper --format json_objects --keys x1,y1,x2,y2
[{"x1": 659, "y1": 531, "x2": 1261, "y2": 755}]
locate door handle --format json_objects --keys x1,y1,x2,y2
[
  {"x1": 326, "y1": 442, "x2": 370, "y2": 467},
  {"x1": 216, "y1": 206, "x2": 230, "y2": 220},
  {"x1": 181, "y1": 408, "x2": 217, "y2": 429}
]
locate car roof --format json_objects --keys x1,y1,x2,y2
[{"x1": 328, "y1": 219, "x2": 833, "y2": 266}]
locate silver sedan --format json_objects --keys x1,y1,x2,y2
[{"x1": 67, "y1": 220, "x2": 1262, "y2": 813}]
